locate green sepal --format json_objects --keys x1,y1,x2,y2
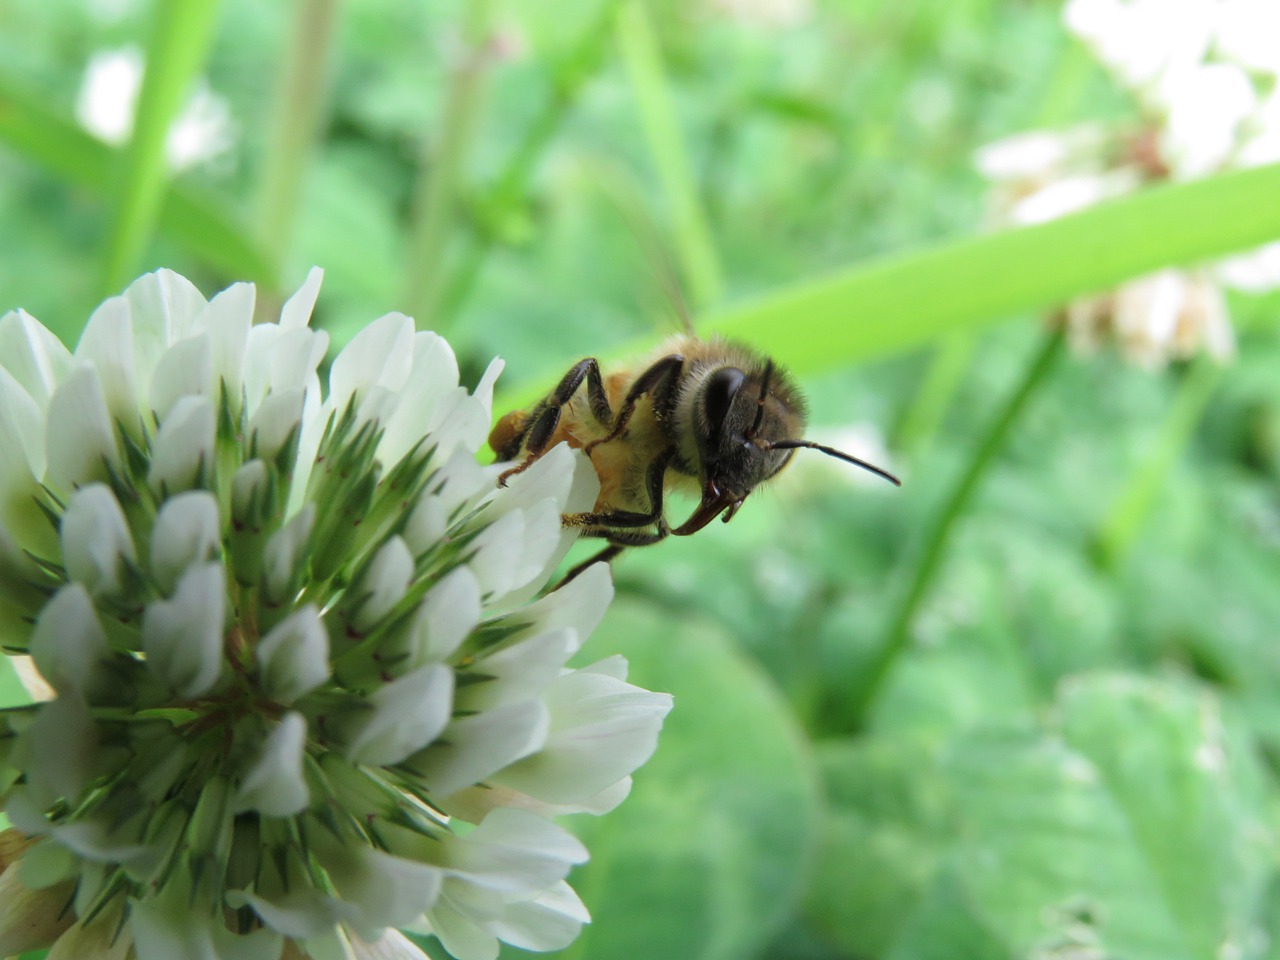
[
  {"x1": 310, "y1": 468, "x2": 379, "y2": 583},
  {"x1": 187, "y1": 774, "x2": 232, "y2": 860},
  {"x1": 227, "y1": 462, "x2": 281, "y2": 587},
  {"x1": 347, "y1": 439, "x2": 436, "y2": 564}
]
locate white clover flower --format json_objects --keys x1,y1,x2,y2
[
  {"x1": 0, "y1": 269, "x2": 673, "y2": 960},
  {"x1": 1061, "y1": 267, "x2": 1235, "y2": 367},
  {"x1": 972, "y1": 0, "x2": 1280, "y2": 366},
  {"x1": 1059, "y1": 0, "x2": 1280, "y2": 180},
  {"x1": 76, "y1": 47, "x2": 237, "y2": 171},
  {"x1": 1064, "y1": 0, "x2": 1218, "y2": 91}
]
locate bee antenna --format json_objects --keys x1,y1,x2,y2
[
  {"x1": 763, "y1": 439, "x2": 902, "y2": 487},
  {"x1": 748, "y1": 361, "x2": 775, "y2": 439}
]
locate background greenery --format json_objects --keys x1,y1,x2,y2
[{"x1": 3, "y1": 0, "x2": 1280, "y2": 957}]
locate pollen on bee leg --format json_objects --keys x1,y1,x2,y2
[{"x1": 560, "y1": 511, "x2": 595, "y2": 529}]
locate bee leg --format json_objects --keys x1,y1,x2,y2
[
  {"x1": 496, "y1": 452, "x2": 540, "y2": 487},
  {"x1": 584, "y1": 355, "x2": 684, "y2": 456},
  {"x1": 556, "y1": 523, "x2": 672, "y2": 588},
  {"x1": 557, "y1": 545, "x2": 625, "y2": 587},
  {"x1": 497, "y1": 358, "x2": 612, "y2": 485},
  {"x1": 562, "y1": 448, "x2": 674, "y2": 530}
]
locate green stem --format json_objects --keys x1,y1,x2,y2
[
  {"x1": 843, "y1": 326, "x2": 1067, "y2": 730},
  {"x1": 616, "y1": 0, "x2": 724, "y2": 309},
  {"x1": 439, "y1": 4, "x2": 618, "y2": 323},
  {"x1": 101, "y1": 0, "x2": 223, "y2": 295},
  {"x1": 1035, "y1": 38, "x2": 1095, "y2": 128},
  {"x1": 894, "y1": 331, "x2": 976, "y2": 454},
  {"x1": 1093, "y1": 355, "x2": 1225, "y2": 571},
  {"x1": 886, "y1": 31, "x2": 1090, "y2": 460},
  {"x1": 403, "y1": 0, "x2": 496, "y2": 333},
  {"x1": 256, "y1": 0, "x2": 342, "y2": 279}
]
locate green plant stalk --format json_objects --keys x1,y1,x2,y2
[
  {"x1": 437, "y1": 86, "x2": 562, "y2": 322},
  {"x1": 886, "y1": 38, "x2": 1093, "y2": 454},
  {"x1": 886, "y1": 39, "x2": 1090, "y2": 459},
  {"x1": 1035, "y1": 38, "x2": 1095, "y2": 127},
  {"x1": 0, "y1": 75, "x2": 273, "y2": 309},
  {"x1": 100, "y1": 0, "x2": 223, "y2": 296},
  {"x1": 439, "y1": 4, "x2": 620, "y2": 323},
  {"x1": 700, "y1": 162, "x2": 1280, "y2": 373},
  {"x1": 404, "y1": 0, "x2": 495, "y2": 333},
  {"x1": 494, "y1": 162, "x2": 1280, "y2": 415},
  {"x1": 890, "y1": 24, "x2": 1090, "y2": 455},
  {"x1": 256, "y1": 0, "x2": 342, "y2": 276},
  {"x1": 842, "y1": 327, "x2": 1067, "y2": 731},
  {"x1": 616, "y1": 0, "x2": 724, "y2": 309},
  {"x1": 893, "y1": 331, "x2": 976, "y2": 454},
  {"x1": 1093, "y1": 354, "x2": 1226, "y2": 571}
]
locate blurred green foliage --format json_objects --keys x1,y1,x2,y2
[{"x1": 3, "y1": 0, "x2": 1280, "y2": 958}]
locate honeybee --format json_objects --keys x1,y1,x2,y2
[{"x1": 489, "y1": 334, "x2": 901, "y2": 582}]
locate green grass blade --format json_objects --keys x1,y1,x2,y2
[
  {"x1": 0, "y1": 73, "x2": 273, "y2": 286},
  {"x1": 616, "y1": 0, "x2": 724, "y2": 309},
  {"x1": 495, "y1": 162, "x2": 1280, "y2": 412},
  {"x1": 701, "y1": 161, "x2": 1280, "y2": 376},
  {"x1": 1092, "y1": 356, "x2": 1225, "y2": 572},
  {"x1": 255, "y1": 0, "x2": 342, "y2": 269},
  {"x1": 404, "y1": 0, "x2": 496, "y2": 332},
  {"x1": 842, "y1": 328, "x2": 1066, "y2": 732},
  {"x1": 439, "y1": 2, "x2": 620, "y2": 325},
  {"x1": 100, "y1": 0, "x2": 224, "y2": 295},
  {"x1": 893, "y1": 331, "x2": 976, "y2": 453}
]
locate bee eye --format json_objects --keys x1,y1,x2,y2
[{"x1": 703, "y1": 367, "x2": 746, "y2": 432}]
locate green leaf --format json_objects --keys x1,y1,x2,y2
[
  {"x1": 1056, "y1": 674, "x2": 1275, "y2": 959},
  {"x1": 935, "y1": 727, "x2": 1197, "y2": 960},
  {"x1": 100, "y1": 0, "x2": 225, "y2": 293},
  {"x1": 0, "y1": 74, "x2": 274, "y2": 287},
  {"x1": 616, "y1": 0, "x2": 724, "y2": 309},
  {"x1": 884, "y1": 869, "x2": 1010, "y2": 960},
  {"x1": 493, "y1": 163, "x2": 1280, "y2": 415},
  {"x1": 701, "y1": 161, "x2": 1280, "y2": 377},
  {"x1": 809, "y1": 675, "x2": 1273, "y2": 960},
  {"x1": 544, "y1": 597, "x2": 821, "y2": 960},
  {"x1": 806, "y1": 736, "x2": 954, "y2": 957}
]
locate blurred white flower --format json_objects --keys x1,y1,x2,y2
[
  {"x1": 975, "y1": 124, "x2": 1159, "y2": 226},
  {"x1": 1062, "y1": 268, "x2": 1235, "y2": 366},
  {"x1": 0, "y1": 269, "x2": 672, "y2": 960},
  {"x1": 1217, "y1": 0, "x2": 1280, "y2": 75},
  {"x1": 974, "y1": 0, "x2": 1280, "y2": 365},
  {"x1": 706, "y1": 0, "x2": 813, "y2": 29},
  {"x1": 1061, "y1": 0, "x2": 1280, "y2": 179},
  {"x1": 76, "y1": 47, "x2": 237, "y2": 170},
  {"x1": 1217, "y1": 241, "x2": 1280, "y2": 293},
  {"x1": 1064, "y1": 0, "x2": 1218, "y2": 89},
  {"x1": 1157, "y1": 61, "x2": 1257, "y2": 177}
]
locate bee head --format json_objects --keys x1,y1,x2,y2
[
  {"x1": 676, "y1": 358, "x2": 901, "y2": 536},
  {"x1": 676, "y1": 361, "x2": 804, "y2": 535}
]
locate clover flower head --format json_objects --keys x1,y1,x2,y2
[
  {"x1": 973, "y1": 0, "x2": 1280, "y2": 367},
  {"x1": 0, "y1": 269, "x2": 672, "y2": 960}
]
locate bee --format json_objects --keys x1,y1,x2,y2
[{"x1": 489, "y1": 334, "x2": 901, "y2": 583}]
